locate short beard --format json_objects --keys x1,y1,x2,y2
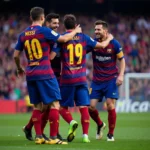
[{"x1": 53, "y1": 28, "x2": 58, "y2": 32}]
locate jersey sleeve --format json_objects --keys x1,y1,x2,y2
[
  {"x1": 15, "y1": 34, "x2": 24, "y2": 51},
  {"x1": 113, "y1": 40, "x2": 124, "y2": 60},
  {"x1": 84, "y1": 35, "x2": 97, "y2": 51},
  {"x1": 52, "y1": 43, "x2": 61, "y2": 54},
  {"x1": 44, "y1": 27, "x2": 60, "y2": 42}
]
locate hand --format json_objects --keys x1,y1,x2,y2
[
  {"x1": 17, "y1": 67, "x2": 25, "y2": 78},
  {"x1": 75, "y1": 24, "x2": 82, "y2": 33},
  {"x1": 107, "y1": 33, "x2": 114, "y2": 41},
  {"x1": 116, "y1": 75, "x2": 124, "y2": 86}
]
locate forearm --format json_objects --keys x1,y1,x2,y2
[
  {"x1": 119, "y1": 58, "x2": 125, "y2": 76},
  {"x1": 59, "y1": 30, "x2": 77, "y2": 43},
  {"x1": 50, "y1": 51, "x2": 57, "y2": 60},
  {"x1": 14, "y1": 56, "x2": 21, "y2": 69},
  {"x1": 95, "y1": 38, "x2": 110, "y2": 49}
]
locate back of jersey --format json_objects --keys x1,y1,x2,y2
[
  {"x1": 16, "y1": 25, "x2": 55, "y2": 81},
  {"x1": 60, "y1": 32, "x2": 96, "y2": 86}
]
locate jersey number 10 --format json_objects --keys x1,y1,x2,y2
[
  {"x1": 25, "y1": 38, "x2": 43, "y2": 60},
  {"x1": 67, "y1": 43, "x2": 83, "y2": 65}
]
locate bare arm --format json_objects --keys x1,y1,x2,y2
[
  {"x1": 119, "y1": 58, "x2": 125, "y2": 76},
  {"x1": 13, "y1": 50, "x2": 25, "y2": 77},
  {"x1": 57, "y1": 25, "x2": 82, "y2": 43},
  {"x1": 13, "y1": 50, "x2": 21, "y2": 69},
  {"x1": 50, "y1": 51, "x2": 57, "y2": 60},
  {"x1": 94, "y1": 34, "x2": 113, "y2": 49},
  {"x1": 116, "y1": 58, "x2": 126, "y2": 86}
]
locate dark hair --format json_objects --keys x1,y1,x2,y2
[
  {"x1": 30, "y1": 7, "x2": 44, "y2": 21},
  {"x1": 46, "y1": 13, "x2": 60, "y2": 22},
  {"x1": 63, "y1": 14, "x2": 76, "y2": 30},
  {"x1": 95, "y1": 20, "x2": 108, "y2": 29}
]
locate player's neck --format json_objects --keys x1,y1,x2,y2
[
  {"x1": 66, "y1": 29, "x2": 74, "y2": 32},
  {"x1": 100, "y1": 36, "x2": 107, "y2": 42},
  {"x1": 31, "y1": 21, "x2": 42, "y2": 27}
]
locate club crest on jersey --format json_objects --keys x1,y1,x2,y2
[{"x1": 107, "y1": 49, "x2": 112, "y2": 53}]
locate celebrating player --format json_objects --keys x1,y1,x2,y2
[
  {"x1": 22, "y1": 13, "x2": 63, "y2": 141},
  {"x1": 50, "y1": 14, "x2": 113, "y2": 143},
  {"x1": 88, "y1": 20, "x2": 125, "y2": 141},
  {"x1": 13, "y1": 7, "x2": 81, "y2": 144}
]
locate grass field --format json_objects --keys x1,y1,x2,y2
[{"x1": 0, "y1": 112, "x2": 150, "y2": 150}]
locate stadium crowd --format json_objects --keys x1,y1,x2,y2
[{"x1": 0, "y1": 13, "x2": 150, "y2": 100}]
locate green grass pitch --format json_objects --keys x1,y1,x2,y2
[{"x1": 0, "y1": 112, "x2": 150, "y2": 150}]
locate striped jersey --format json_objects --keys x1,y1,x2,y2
[
  {"x1": 92, "y1": 38, "x2": 124, "y2": 82},
  {"x1": 52, "y1": 32, "x2": 97, "y2": 86},
  {"x1": 15, "y1": 25, "x2": 60, "y2": 81}
]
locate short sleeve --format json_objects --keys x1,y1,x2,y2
[
  {"x1": 113, "y1": 40, "x2": 124, "y2": 59},
  {"x1": 15, "y1": 34, "x2": 24, "y2": 51},
  {"x1": 44, "y1": 27, "x2": 60, "y2": 42},
  {"x1": 52, "y1": 43, "x2": 61, "y2": 54},
  {"x1": 84, "y1": 34, "x2": 97, "y2": 51}
]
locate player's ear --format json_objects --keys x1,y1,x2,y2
[
  {"x1": 30, "y1": 16, "x2": 32, "y2": 21},
  {"x1": 45, "y1": 21, "x2": 48, "y2": 27}
]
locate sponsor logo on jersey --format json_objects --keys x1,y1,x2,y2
[
  {"x1": 107, "y1": 49, "x2": 112, "y2": 53},
  {"x1": 96, "y1": 56, "x2": 111, "y2": 61}
]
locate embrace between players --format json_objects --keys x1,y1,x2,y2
[{"x1": 13, "y1": 7, "x2": 125, "y2": 145}]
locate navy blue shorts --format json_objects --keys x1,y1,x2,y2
[
  {"x1": 27, "y1": 78, "x2": 61, "y2": 105},
  {"x1": 90, "y1": 78, "x2": 119, "y2": 101},
  {"x1": 60, "y1": 84, "x2": 90, "y2": 107}
]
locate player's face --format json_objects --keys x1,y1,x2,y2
[
  {"x1": 95, "y1": 24, "x2": 107, "y2": 39},
  {"x1": 46, "y1": 18, "x2": 59, "y2": 31}
]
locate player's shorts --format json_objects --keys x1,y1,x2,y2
[
  {"x1": 27, "y1": 78, "x2": 61, "y2": 105},
  {"x1": 60, "y1": 84, "x2": 90, "y2": 107},
  {"x1": 90, "y1": 78, "x2": 119, "y2": 101}
]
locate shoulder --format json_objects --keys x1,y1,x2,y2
[
  {"x1": 41, "y1": 26, "x2": 51, "y2": 32},
  {"x1": 19, "y1": 27, "x2": 30, "y2": 37},
  {"x1": 82, "y1": 33, "x2": 94, "y2": 41},
  {"x1": 17, "y1": 31, "x2": 25, "y2": 40},
  {"x1": 110, "y1": 39, "x2": 121, "y2": 46}
]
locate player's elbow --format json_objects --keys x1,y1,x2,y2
[
  {"x1": 13, "y1": 53, "x2": 18, "y2": 60},
  {"x1": 13, "y1": 50, "x2": 20, "y2": 59}
]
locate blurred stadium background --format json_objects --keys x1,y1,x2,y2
[
  {"x1": 0, "y1": 0, "x2": 150, "y2": 113},
  {"x1": 0, "y1": 1, "x2": 150, "y2": 150}
]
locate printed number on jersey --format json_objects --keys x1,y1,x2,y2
[
  {"x1": 67, "y1": 43, "x2": 83, "y2": 65},
  {"x1": 25, "y1": 38, "x2": 43, "y2": 60}
]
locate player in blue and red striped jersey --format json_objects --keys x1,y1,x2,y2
[
  {"x1": 22, "y1": 13, "x2": 63, "y2": 141},
  {"x1": 13, "y1": 7, "x2": 81, "y2": 145},
  {"x1": 46, "y1": 14, "x2": 61, "y2": 82},
  {"x1": 50, "y1": 14, "x2": 113, "y2": 143},
  {"x1": 88, "y1": 20, "x2": 125, "y2": 141}
]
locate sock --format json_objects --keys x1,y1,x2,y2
[
  {"x1": 89, "y1": 108, "x2": 103, "y2": 126},
  {"x1": 80, "y1": 107, "x2": 90, "y2": 135},
  {"x1": 26, "y1": 116, "x2": 33, "y2": 130},
  {"x1": 59, "y1": 107, "x2": 73, "y2": 124},
  {"x1": 41, "y1": 108, "x2": 49, "y2": 134},
  {"x1": 108, "y1": 109, "x2": 116, "y2": 135},
  {"x1": 32, "y1": 109, "x2": 42, "y2": 135},
  {"x1": 49, "y1": 108, "x2": 59, "y2": 137}
]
